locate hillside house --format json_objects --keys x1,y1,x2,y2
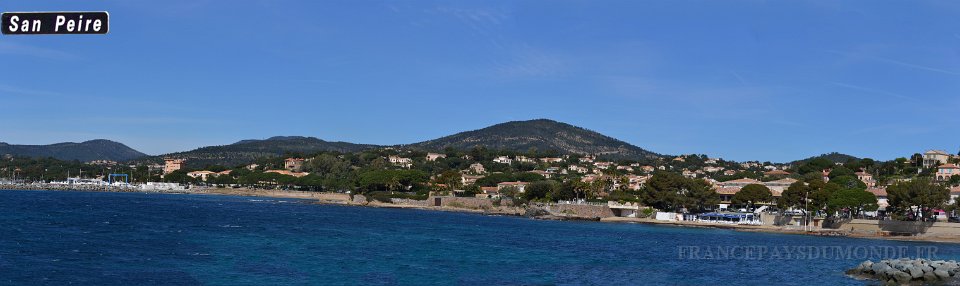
[
  {"x1": 284, "y1": 158, "x2": 305, "y2": 172},
  {"x1": 936, "y1": 164, "x2": 960, "y2": 181},
  {"x1": 388, "y1": 156, "x2": 413, "y2": 168},
  {"x1": 426, "y1": 153, "x2": 447, "y2": 161},
  {"x1": 497, "y1": 181, "x2": 529, "y2": 193},
  {"x1": 924, "y1": 150, "x2": 952, "y2": 168}
]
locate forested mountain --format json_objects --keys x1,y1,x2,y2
[
  {"x1": 0, "y1": 140, "x2": 147, "y2": 162},
  {"x1": 137, "y1": 136, "x2": 377, "y2": 167},
  {"x1": 407, "y1": 119, "x2": 661, "y2": 160},
  {"x1": 790, "y1": 152, "x2": 860, "y2": 165}
]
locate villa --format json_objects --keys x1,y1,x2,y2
[
  {"x1": 936, "y1": 164, "x2": 960, "y2": 181},
  {"x1": 284, "y1": 158, "x2": 305, "y2": 171},
  {"x1": 493, "y1": 156, "x2": 513, "y2": 164},
  {"x1": 497, "y1": 181, "x2": 529, "y2": 193},
  {"x1": 924, "y1": 150, "x2": 952, "y2": 168},
  {"x1": 388, "y1": 156, "x2": 413, "y2": 168},
  {"x1": 426, "y1": 153, "x2": 447, "y2": 161},
  {"x1": 187, "y1": 171, "x2": 218, "y2": 181}
]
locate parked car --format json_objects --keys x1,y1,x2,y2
[{"x1": 948, "y1": 217, "x2": 960, "y2": 223}]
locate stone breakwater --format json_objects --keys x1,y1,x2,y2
[{"x1": 847, "y1": 259, "x2": 960, "y2": 284}]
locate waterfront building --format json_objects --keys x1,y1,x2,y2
[
  {"x1": 187, "y1": 171, "x2": 218, "y2": 181},
  {"x1": 163, "y1": 158, "x2": 184, "y2": 175},
  {"x1": 497, "y1": 181, "x2": 529, "y2": 193}
]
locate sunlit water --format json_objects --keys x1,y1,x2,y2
[{"x1": 1, "y1": 190, "x2": 957, "y2": 285}]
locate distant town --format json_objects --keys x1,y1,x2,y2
[{"x1": 3, "y1": 145, "x2": 960, "y2": 231}]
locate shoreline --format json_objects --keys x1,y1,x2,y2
[{"x1": 4, "y1": 186, "x2": 960, "y2": 244}]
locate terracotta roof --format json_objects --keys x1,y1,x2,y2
[
  {"x1": 938, "y1": 164, "x2": 960, "y2": 169},
  {"x1": 766, "y1": 178, "x2": 798, "y2": 185},
  {"x1": 722, "y1": 178, "x2": 762, "y2": 184},
  {"x1": 498, "y1": 181, "x2": 529, "y2": 186},
  {"x1": 763, "y1": 170, "x2": 791, "y2": 176},
  {"x1": 715, "y1": 187, "x2": 740, "y2": 195},
  {"x1": 867, "y1": 187, "x2": 887, "y2": 197},
  {"x1": 951, "y1": 186, "x2": 960, "y2": 195}
]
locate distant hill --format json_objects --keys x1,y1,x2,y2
[
  {"x1": 790, "y1": 152, "x2": 859, "y2": 165},
  {"x1": 407, "y1": 119, "x2": 660, "y2": 160},
  {"x1": 0, "y1": 139, "x2": 147, "y2": 162},
  {"x1": 139, "y1": 136, "x2": 377, "y2": 167}
]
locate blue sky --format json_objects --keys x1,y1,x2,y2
[{"x1": 1, "y1": 1, "x2": 959, "y2": 162}]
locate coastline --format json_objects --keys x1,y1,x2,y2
[{"x1": 4, "y1": 186, "x2": 959, "y2": 244}]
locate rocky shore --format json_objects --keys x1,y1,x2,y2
[{"x1": 847, "y1": 259, "x2": 960, "y2": 285}]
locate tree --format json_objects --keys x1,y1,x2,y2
[
  {"x1": 640, "y1": 172, "x2": 718, "y2": 213},
  {"x1": 827, "y1": 189, "x2": 878, "y2": 218},
  {"x1": 523, "y1": 181, "x2": 558, "y2": 201},
  {"x1": 828, "y1": 166, "x2": 854, "y2": 179},
  {"x1": 778, "y1": 181, "x2": 809, "y2": 213},
  {"x1": 731, "y1": 184, "x2": 772, "y2": 211},
  {"x1": 798, "y1": 158, "x2": 833, "y2": 175},
  {"x1": 640, "y1": 172, "x2": 687, "y2": 211},
  {"x1": 829, "y1": 175, "x2": 867, "y2": 191},
  {"x1": 887, "y1": 178, "x2": 950, "y2": 221},
  {"x1": 682, "y1": 179, "x2": 719, "y2": 213}
]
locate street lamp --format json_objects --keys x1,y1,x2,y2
[{"x1": 804, "y1": 190, "x2": 809, "y2": 232}]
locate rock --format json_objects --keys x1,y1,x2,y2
[
  {"x1": 935, "y1": 269, "x2": 951, "y2": 279},
  {"x1": 894, "y1": 271, "x2": 912, "y2": 283},
  {"x1": 908, "y1": 266, "x2": 924, "y2": 279},
  {"x1": 923, "y1": 271, "x2": 938, "y2": 282},
  {"x1": 873, "y1": 263, "x2": 892, "y2": 275}
]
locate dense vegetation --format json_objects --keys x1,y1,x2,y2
[{"x1": 0, "y1": 140, "x2": 146, "y2": 162}]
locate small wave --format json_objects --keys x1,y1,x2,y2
[
  {"x1": 219, "y1": 225, "x2": 242, "y2": 228},
  {"x1": 190, "y1": 252, "x2": 210, "y2": 256}
]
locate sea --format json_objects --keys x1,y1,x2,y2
[{"x1": 1, "y1": 190, "x2": 958, "y2": 285}]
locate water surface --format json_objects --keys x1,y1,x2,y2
[{"x1": 0, "y1": 190, "x2": 956, "y2": 285}]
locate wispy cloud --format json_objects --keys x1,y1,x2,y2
[
  {"x1": 826, "y1": 50, "x2": 960, "y2": 77},
  {"x1": 0, "y1": 84, "x2": 62, "y2": 97},
  {"x1": 0, "y1": 42, "x2": 79, "y2": 60},
  {"x1": 492, "y1": 45, "x2": 566, "y2": 78},
  {"x1": 827, "y1": 81, "x2": 917, "y2": 101},
  {"x1": 433, "y1": 7, "x2": 510, "y2": 50},
  {"x1": 730, "y1": 70, "x2": 748, "y2": 87}
]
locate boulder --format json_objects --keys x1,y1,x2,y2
[
  {"x1": 935, "y1": 269, "x2": 951, "y2": 279},
  {"x1": 872, "y1": 262, "x2": 891, "y2": 274},
  {"x1": 894, "y1": 271, "x2": 912, "y2": 283},
  {"x1": 923, "y1": 271, "x2": 938, "y2": 282},
  {"x1": 908, "y1": 266, "x2": 924, "y2": 279}
]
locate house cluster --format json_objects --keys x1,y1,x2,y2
[
  {"x1": 922, "y1": 150, "x2": 960, "y2": 182},
  {"x1": 183, "y1": 157, "x2": 311, "y2": 181}
]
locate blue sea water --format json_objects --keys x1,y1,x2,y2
[{"x1": 1, "y1": 190, "x2": 959, "y2": 285}]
